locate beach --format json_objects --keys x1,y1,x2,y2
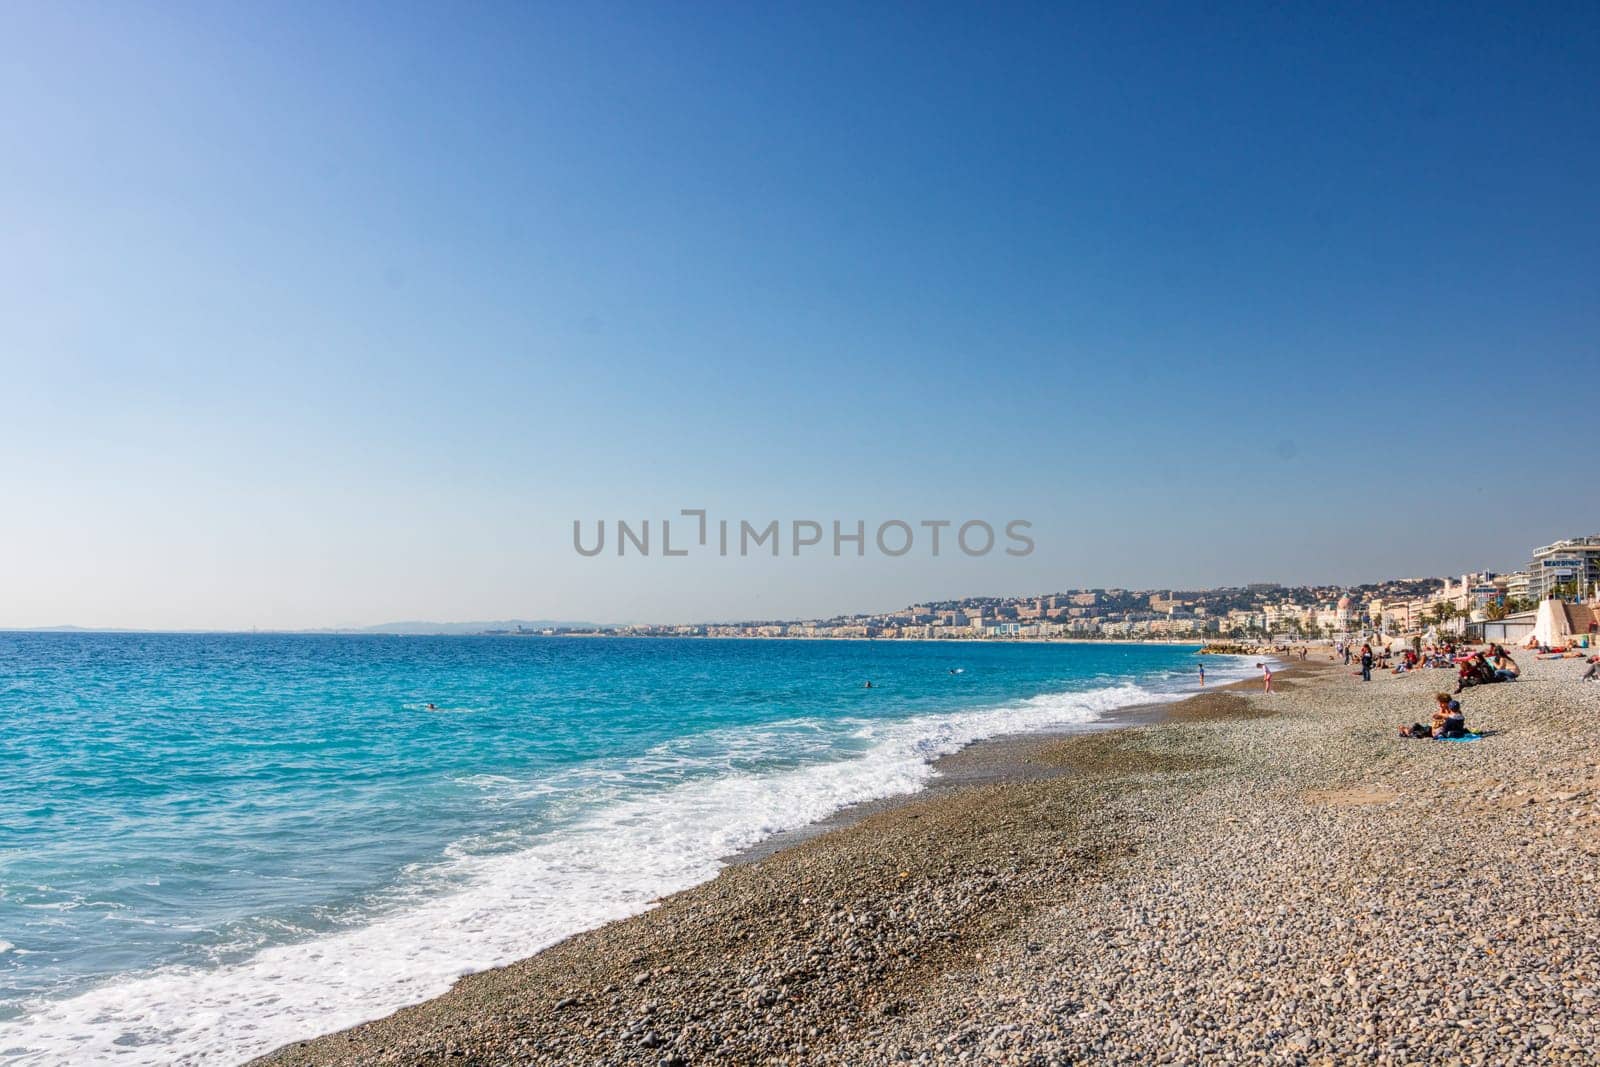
[
  {"x1": 0, "y1": 636, "x2": 1229, "y2": 1064},
  {"x1": 255, "y1": 654, "x2": 1600, "y2": 1065}
]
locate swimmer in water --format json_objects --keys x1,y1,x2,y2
[
  {"x1": 863, "y1": 681, "x2": 873, "y2": 689},
  {"x1": 425, "y1": 703, "x2": 437, "y2": 710}
]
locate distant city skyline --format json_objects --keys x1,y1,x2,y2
[
  {"x1": 11, "y1": 528, "x2": 1593, "y2": 634},
  {"x1": 3, "y1": 4, "x2": 1597, "y2": 630}
]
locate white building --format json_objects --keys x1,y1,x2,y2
[{"x1": 1527, "y1": 536, "x2": 1600, "y2": 600}]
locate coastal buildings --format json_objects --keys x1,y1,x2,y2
[
  {"x1": 525, "y1": 533, "x2": 1598, "y2": 644},
  {"x1": 1527, "y1": 536, "x2": 1600, "y2": 600}
]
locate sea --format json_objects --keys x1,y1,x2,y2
[{"x1": 0, "y1": 633, "x2": 1252, "y2": 1064}]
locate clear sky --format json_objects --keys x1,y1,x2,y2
[{"x1": 3, "y1": 2, "x2": 1597, "y2": 629}]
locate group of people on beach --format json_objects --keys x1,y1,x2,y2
[
  {"x1": 1218, "y1": 626, "x2": 1596, "y2": 743},
  {"x1": 1336, "y1": 641, "x2": 1389, "y2": 680},
  {"x1": 1451, "y1": 646, "x2": 1520, "y2": 692},
  {"x1": 1525, "y1": 639, "x2": 1600, "y2": 680},
  {"x1": 1398, "y1": 644, "x2": 1466, "y2": 671},
  {"x1": 1346, "y1": 642, "x2": 1381, "y2": 681},
  {"x1": 1206, "y1": 626, "x2": 1598, "y2": 747}
]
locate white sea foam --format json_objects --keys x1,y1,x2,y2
[{"x1": 0, "y1": 672, "x2": 1246, "y2": 1066}]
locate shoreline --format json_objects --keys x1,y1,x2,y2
[
  {"x1": 728, "y1": 676, "x2": 1236, "y2": 866},
  {"x1": 252, "y1": 661, "x2": 1285, "y2": 1066},
  {"x1": 8, "y1": 650, "x2": 1250, "y2": 1067},
  {"x1": 256, "y1": 652, "x2": 1600, "y2": 1067},
  {"x1": 258, "y1": 653, "x2": 1600, "y2": 1063}
]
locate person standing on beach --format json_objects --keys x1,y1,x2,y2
[
  {"x1": 1198, "y1": 663, "x2": 1206, "y2": 686},
  {"x1": 1360, "y1": 644, "x2": 1374, "y2": 682},
  {"x1": 1258, "y1": 662, "x2": 1273, "y2": 693}
]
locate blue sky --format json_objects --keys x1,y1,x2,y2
[{"x1": 2, "y1": 2, "x2": 1597, "y2": 628}]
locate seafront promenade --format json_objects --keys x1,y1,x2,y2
[{"x1": 261, "y1": 653, "x2": 1600, "y2": 1065}]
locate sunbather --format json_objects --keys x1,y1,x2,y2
[{"x1": 1491, "y1": 650, "x2": 1519, "y2": 682}]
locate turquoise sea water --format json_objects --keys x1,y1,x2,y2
[{"x1": 0, "y1": 633, "x2": 1246, "y2": 1064}]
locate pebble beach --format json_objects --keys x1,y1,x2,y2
[{"x1": 258, "y1": 653, "x2": 1600, "y2": 1066}]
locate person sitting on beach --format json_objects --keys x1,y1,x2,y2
[
  {"x1": 1473, "y1": 652, "x2": 1500, "y2": 682},
  {"x1": 1433, "y1": 697, "x2": 1459, "y2": 739},
  {"x1": 1581, "y1": 655, "x2": 1599, "y2": 683},
  {"x1": 1454, "y1": 655, "x2": 1497, "y2": 693},
  {"x1": 1400, "y1": 693, "x2": 1468, "y2": 739},
  {"x1": 1490, "y1": 649, "x2": 1520, "y2": 682},
  {"x1": 1433, "y1": 694, "x2": 1468, "y2": 738}
]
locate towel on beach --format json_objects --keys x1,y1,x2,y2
[{"x1": 1436, "y1": 733, "x2": 1483, "y2": 743}]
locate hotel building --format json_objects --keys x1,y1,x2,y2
[{"x1": 1526, "y1": 536, "x2": 1600, "y2": 600}]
